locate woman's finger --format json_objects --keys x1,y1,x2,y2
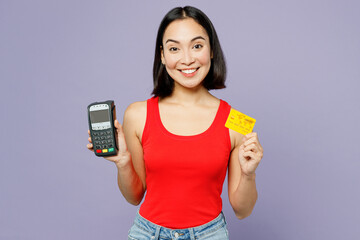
[
  {"x1": 242, "y1": 151, "x2": 256, "y2": 160},
  {"x1": 114, "y1": 120, "x2": 128, "y2": 153},
  {"x1": 242, "y1": 133, "x2": 262, "y2": 151},
  {"x1": 87, "y1": 130, "x2": 94, "y2": 152},
  {"x1": 243, "y1": 137, "x2": 258, "y2": 146},
  {"x1": 244, "y1": 143, "x2": 258, "y2": 152},
  {"x1": 87, "y1": 143, "x2": 94, "y2": 152}
]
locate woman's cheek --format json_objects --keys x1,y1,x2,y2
[{"x1": 197, "y1": 50, "x2": 212, "y2": 66}]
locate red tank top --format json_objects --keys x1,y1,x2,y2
[{"x1": 139, "y1": 97, "x2": 231, "y2": 228}]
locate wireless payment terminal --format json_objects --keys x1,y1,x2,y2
[{"x1": 88, "y1": 100, "x2": 117, "y2": 157}]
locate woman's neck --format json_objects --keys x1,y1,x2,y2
[{"x1": 163, "y1": 83, "x2": 214, "y2": 105}]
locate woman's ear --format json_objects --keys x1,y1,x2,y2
[{"x1": 160, "y1": 46, "x2": 165, "y2": 64}]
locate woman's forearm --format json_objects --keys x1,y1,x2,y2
[
  {"x1": 116, "y1": 156, "x2": 145, "y2": 206},
  {"x1": 231, "y1": 173, "x2": 258, "y2": 219}
]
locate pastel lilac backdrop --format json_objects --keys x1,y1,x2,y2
[{"x1": 1, "y1": 0, "x2": 359, "y2": 239}]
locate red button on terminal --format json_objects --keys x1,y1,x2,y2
[{"x1": 96, "y1": 149, "x2": 102, "y2": 153}]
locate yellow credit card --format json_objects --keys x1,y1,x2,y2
[{"x1": 225, "y1": 109, "x2": 256, "y2": 135}]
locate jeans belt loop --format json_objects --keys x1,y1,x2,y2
[
  {"x1": 189, "y1": 228, "x2": 195, "y2": 240},
  {"x1": 154, "y1": 226, "x2": 161, "y2": 240}
]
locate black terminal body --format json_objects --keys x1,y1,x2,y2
[{"x1": 87, "y1": 100, "x2": 118, "y2": 157}]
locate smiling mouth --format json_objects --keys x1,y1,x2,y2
[{"x1": 179, "y1": 68, "x2": 199, "y2": 74}]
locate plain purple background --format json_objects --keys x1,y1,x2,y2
[{"x1": 1, "y1": 0, "x2": 359, "y2": 239}]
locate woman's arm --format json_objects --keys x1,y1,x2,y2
[
  {"x1": 116, "y1": 102, "x2": 147, "y2": 205},
  {"x1": 228, "y1": 131, "x2": 263, "y2": 219},
  {"x1": 87, "y1": 101, "x2": 147, "y2": 205}
]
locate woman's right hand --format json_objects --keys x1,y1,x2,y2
[{"x1": 87, "y1": 119, "x2": 131, "y2": 168}]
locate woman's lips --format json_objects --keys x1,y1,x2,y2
[{"x1": 179, "y1": 68, "x2": 199, "y2": 77}]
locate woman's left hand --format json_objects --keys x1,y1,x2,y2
[{"x1": 238, "y1": 132, "x2": 263, "y2": 177}]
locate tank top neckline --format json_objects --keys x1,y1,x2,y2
[{"x1": 153, "y1": 96, "x2": 225, "y2": 140}]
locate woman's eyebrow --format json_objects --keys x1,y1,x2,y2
[
  {"x1": 191, "y1": 36, "x2": 206, "y2": 42},
  {"x1": 165, "y1": 39, "x2": 180, "y2": 44},
  {"x1": 165, "y1": 36, "x2": 206, "y2": 44}
]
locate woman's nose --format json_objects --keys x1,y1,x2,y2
[{"x1": 181, "y1": 50, "x2": 195, "y2": 65}]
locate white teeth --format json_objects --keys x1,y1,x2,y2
[{"x1": 181, "y1": 69, "x2": 197, "y2": 74}]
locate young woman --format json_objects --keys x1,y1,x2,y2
[{"x1": 87, "y1": 6, "x2": 263, "y2": 240}]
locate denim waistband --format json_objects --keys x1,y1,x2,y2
[{"x1": 132, "y1": 211, "x2": 227, "y2": 240}]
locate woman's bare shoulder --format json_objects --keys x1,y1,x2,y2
[
  {"x1": 126, "y1": 100, "x2": 146, "y2": 113},
  {"x1": 123, "y1": 100, "x2": 147, "y2": 136},
  {"x1": 124, "y1": 100, "x2": 147, "y2": 121}
]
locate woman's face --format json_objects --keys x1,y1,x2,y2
[{"x1": 161, "y1": 18, "x2": 212, "y2": 90}]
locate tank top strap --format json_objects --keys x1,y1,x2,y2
[
  {"x1": 217, "y1": 99, "x2": 231, "y2": 126},
  {"x1": 141, "y1": 96, "x2": 159, "y2": 145},
  {"x1": 146, "y1": 96, "x2": 159, "y2": 122}
]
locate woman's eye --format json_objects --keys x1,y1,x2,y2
[
  {"x1": 193, "y1": 44, "x2": 203, "y2": 49},
  {"x1": 169, "y1": 47, "x2": 178, "y2": 52}
]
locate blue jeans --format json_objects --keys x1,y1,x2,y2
[{"x1": 128, "y1": 211, "x2": 229, "y2": 240}]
